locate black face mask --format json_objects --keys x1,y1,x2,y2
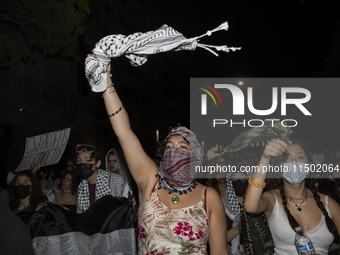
[
  {"x1": 13, "y1": 185, "x2": 31, "y2": 199},
  {"x1": 232, "y1": 180, "x2": 248, "y2": 197},
  {"x1": 76, "y1": 163, "x2": 95, "y2": 179}
]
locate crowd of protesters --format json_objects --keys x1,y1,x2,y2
[{"x1": 1, "y1": 138, "x2": 340, "y2": 255}]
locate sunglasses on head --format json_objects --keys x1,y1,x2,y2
[{"x1": 75, "y1": 144, "x2": 96, "y2": 154}]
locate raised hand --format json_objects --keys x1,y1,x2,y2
[{"x1": 262, "y1": 139, "x2": 290, "y2": 159}]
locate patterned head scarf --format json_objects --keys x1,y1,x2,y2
[
  {"x1": 105, "y1": 148, "x2": 133, "y2": 197},
  {"x1": 157, "y1": 127, "x2": 203, "y2": 194},
  {"x1": 85, "y1": 22, "x2": 241, "y2": 92},
  {"x1": 223, "y1": 162, "x2": 252, "y2": 255}
]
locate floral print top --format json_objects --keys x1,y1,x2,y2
[{"x1": 138, "y1": 183, "x2": 209, "y2": 255}]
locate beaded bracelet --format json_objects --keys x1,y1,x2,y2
[
  {"x1": 108, "y1": 107, "x2": 123, "y2": 118},
  {"x1": 249, "y1": 177, "x2": 266, "y2": 188}
]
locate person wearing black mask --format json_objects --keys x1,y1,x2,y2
[
  {"x1": 8, "y1": 171, "x2": 45, "y2": 214},
  {"x1": 224, "y1": 171, "x2": 249, "y2": 255},
  {"x1": 209, "y1": 154, "x2": 249, "y2": 255},
  {"x1": 0, "y1": 189, "x2": 35, "y2": 255},
  {"x1": 75, "y1": 144, "x2": 110, "y2": 213}
]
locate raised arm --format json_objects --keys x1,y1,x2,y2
[
  {"x1": 244, "y1": 139, "x2": 289, "y2": 214},
  {"x1": 101, "y1": 62, "x2": 158, "y2": 192}
]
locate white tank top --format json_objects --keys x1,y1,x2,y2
[{"x1": 268, "y1": 191, "x2": 334, "y2": 255}]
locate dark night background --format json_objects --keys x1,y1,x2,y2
[{"x1": 1, "y1": 0, "x2": 340, "y2": 188}]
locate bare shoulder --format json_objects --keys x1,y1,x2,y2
[
  {"x1": 205, "y1": 186, "x2": 224, "y2": 219},
  {"x1": 317, "y1": 192, "x2": 336, "y2": 207},
  {"x1": 205, "y1": 186, "x2": 220, "y2": 201},
  {"x1": 264, "y1": 188, "x2": 278, "y2": 198},
  {"x1": 321, "y1": 193, "x2": 340, "y2": 214},
  {"x1": 263, "y1": 189, "x2": 277, "y2": 209}
]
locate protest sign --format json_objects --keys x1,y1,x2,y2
[{"x1": 15, "y1": 128, "x2": 70, "y2": 172}]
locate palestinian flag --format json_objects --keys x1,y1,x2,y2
[{"x1": 17, "y1": 195, "x2": 136, "y2": 255}]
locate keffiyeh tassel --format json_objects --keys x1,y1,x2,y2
[{"x1": 85, "y1": 22, "x2": 241, "y2": 92}]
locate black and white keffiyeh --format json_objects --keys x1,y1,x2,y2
[
  {"x1": 222, "y1": 166, "x2": 252, "y2": 255},
  {"x1": 77, "y1": 169, "x2": 110, "y2": 213},
  {"x1": 85, "y1": 22, "x2": 241, "y2": 92},
  {"x1": 105, "y1": 148, "x2": 134, "y2": 198}
]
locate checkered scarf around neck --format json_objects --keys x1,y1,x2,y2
[
  {"x1": 157, "y1": 127, "x2": 203, "y2": 194},
  {"x1": 85, "y1": 22, "x2": 241, "y2": 92},
  {"x1": 105, "y1": 148, "x2": 133, "y2": 197},
  {"x1": 223, "y1": 163, "x2": 252, "y2": 255},
  {"x1": 77, "y1": 169, "x2": 110, "y2": 213}
]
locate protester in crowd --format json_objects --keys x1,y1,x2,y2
[
  {"x1": 0, "y1": 189, "x2": 35, "y2": 255},
  {"x1": 75, "y1": 144, "x2": 111, "y2": 213},
  {"x1": 244, "y1": 139, "x2": 340, "y2": 254},
  {"x1": 35, "y1": 166, "x2": 53, "y2": 189},
  {"x1": 105, "y1": 148, "x2": 136, "y2": 206},
  {"x1": 209, "y1": 154, "x2": 248, "y2": 255},
  {"x1": 225, "y1": 171, "x2": 249, "y2": 255},
  {"x1": 97, "y1": 60, "x2": 228, "y2": 254},
  {"x1": 64, "y1": 164, "x2": 75, "y2": 173},
  {"x1": 63, "y1": 159, "x2": 76, "y2": 175},
  {"x1": 105, "y1": 149, "x2": 134, "y2": 198},
  {"x1": 45, "y1": 170, "x2": 80, "y2": 211},
  {"x1": 31, "y1": 165, "x2": 58, "y2": 189},
  {"x1": 8, "y1": 170, "x2": 45, "y2": 214}
]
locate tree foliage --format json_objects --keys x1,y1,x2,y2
[{"x1": 0, "y1": 0, "x2": 90, "y2": 61}]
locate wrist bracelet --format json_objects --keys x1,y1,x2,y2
[
  {"x1": 249, "y1": 177, "x2": 266, "y2": 188},
  {"x1": 102, "y1": 86, "x2": 116, "y2": 97},
  {"x1": 108, "y1": 107, "x2": 123, "y2": 117}
]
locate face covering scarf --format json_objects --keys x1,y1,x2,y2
[
  {"x1": 85, "y1": 22, "x2": 241, "y2": 92},
  {"x1": 157, "y1": 127, "x2": 203, "y2": 195}
]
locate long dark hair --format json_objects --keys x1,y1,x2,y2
[
  {"x1": 318, "y1": 158, "x2": 340, "y2": 204},
  {"x1": 8, "y1": 171, "x2": 44, "y2": 210},
  {"x1": 59, "y1": 170, "x2": 80, "y2": 195},
  {"x1": 279, "y1": 141, "x2": 340, "y2": 241}
]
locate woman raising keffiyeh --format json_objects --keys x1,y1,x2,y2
[{"x1": 92, "y1": 61, "x2": 229, "y2": 254}]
